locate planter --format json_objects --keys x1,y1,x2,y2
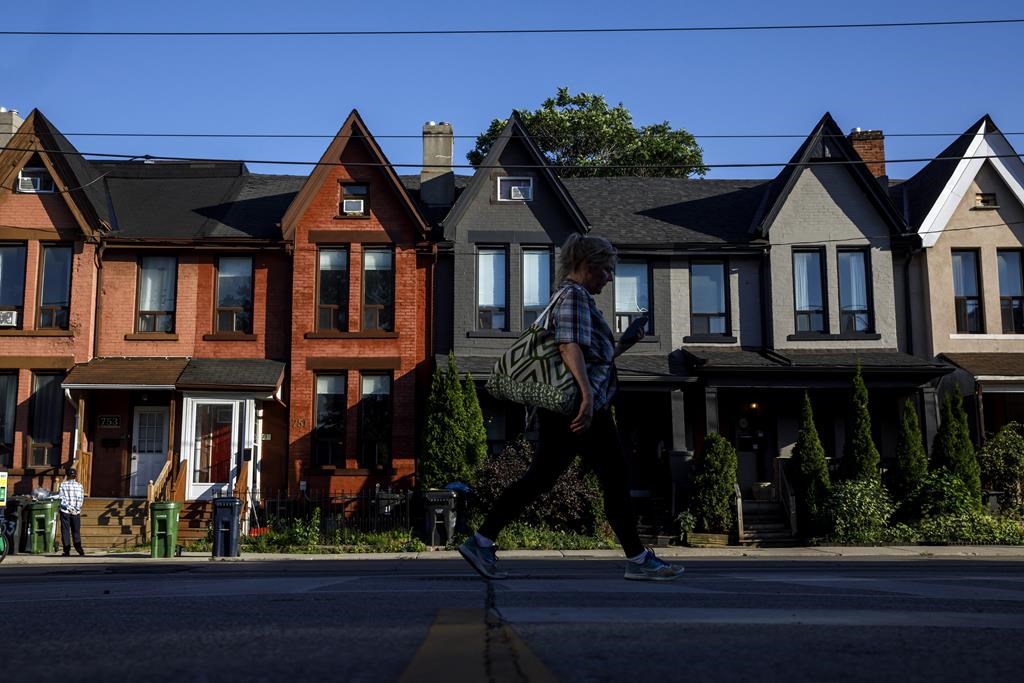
[{"x1": 684, "y1": 532, "x2": 731, "y2": 548}]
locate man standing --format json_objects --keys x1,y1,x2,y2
[{"x1": 57, "y1": 467, "x2": 84, "y2": 556}]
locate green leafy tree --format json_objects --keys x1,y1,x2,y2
[
  {"x1": 420, "y1": 352, "x2": 470, "y2": 489},
  {"x1": 839, "y1": 365, "x2": 881, "y2": 482},
  {"x1": 790, "y1": 392, "x2": 832, "y2": 536},
  {"x1": 976, "y1": 422, "x2": 1024, "y2": 513},
  {"x1": 462, "y1": 373, "x2": 489, "y2": 476},
  {"x1": 891, "y1": 398, "x2": 928, "y2": 501},
  {"x1": 688, "y1": 433, "x2": 738, "y2": 534},
  {"x1": 468, "y1": 87, "x2": 707, "y2": 178},
  {"x1": 930, "y1": 387, "x2": 982, "y2": 505}
]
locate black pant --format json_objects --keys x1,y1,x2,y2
[
  {"x1": 479, "y1": 407, "x2": 644, "y2": 557},
  {"x1": 59, "y1": 511, "x2": 82, "y2": 554}
]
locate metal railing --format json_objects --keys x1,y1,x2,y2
[
  {"x1": 734, "y1": 482, "x2": 744, "y2": 541},
  {"x1": 777, "y1": 457, "x2": 799, "y2": 537}
]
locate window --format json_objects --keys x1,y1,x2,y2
[
  {"x1": 313, "y1": 374, "x2": 346, "y2": 467},
  {"x1": 478, "y1": 247, "x2": 507, "y2": 330},
  {"x1": 28, "y1": 372, "x2": 63, "y2": 467},
  {"x1": 17, "y1": 167, "x2": 55, "y2": 194},
  {"x1": 690, "y1": 261, "x2": 728, "y2": 335},
  {"x1": 998, "y1": 250, "x2": 1024, "y2": 333},
  {"x1": 975, "y1": 193, "x2": 998, "y2": 209},
  {"x1": 0, "y1": 372, "x2": 15, "y2": 467},
  {"x1": 359, "y1": 373, "x2": 392, "y2": 469},
  {"x1": 136, "y1": 256, "x2": 177, "y2": 333},
  {"x1": 952, "y1": 250, "x2": 983, "y2": 333},
  {"x1": 793, "y1": 249, "x2": 827, "y2": 333},
  {"x1": 340, "y1": 183, "x2": 369, "y2": 216},
  {"x1": 215, "y1": 257, "x2": 253, "y2": 333},
  {"x1": 497, "y1": 177, "x2": 533, "y2": 202},
  {"x1": 614, "y1": 262, "x2": 650, "y2": 333},
  {"x1": 192, "y1": 404, "x2": 233, "y2": 484},
  {"x1": 0, "y1": 244, "x2": 26, "y2": 328},
  {"x1": 838, "y1": 250, "x2": 873, "y2": 333},
  {"x1": 317, "y1": 248, "x2": 349, "y2": 331},
  {"x1": 38, "y1": 244, "x2": 72, "y2": 330},
  {"x1": 522, "y1": 248, "x2": 552, "y2": 328},
  {"x1": 362, "y1": 248, "x2": 394, "y2": 331}
]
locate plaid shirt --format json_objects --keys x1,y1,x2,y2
[
  {"x1": 549, "y1": 280, "x2": 618, "y2": 411},
  {"x1": 58, "y1": 479, "x2": 84, "y2": 515}
]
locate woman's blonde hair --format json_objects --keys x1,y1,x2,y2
[{"x1": 557, "y1": 233, "x2": 618, "y2": 283}]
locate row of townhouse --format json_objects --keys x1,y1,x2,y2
[{"x1": 1, "y1": 105, "x2": 1022, "y2": 519}]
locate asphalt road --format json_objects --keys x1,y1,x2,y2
[{"x1": 4, "y1": 557, "x2": 1024, "y2": 682}]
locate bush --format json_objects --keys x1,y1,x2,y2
[
  {"x1": 689, "y1": 432, "x2": 737, "y2": 534},
  {"x1": 977, "y1": 422, "x2": 1024, "y2": 514},
  {"x1": 930, "y1": 387, "x2": 981, "y2": 505},
  {"x1": 463, "y1": 373, "x2": 489, "y2": 476},
  {"x1": 891, "y1": 398, "x2": 928, "y2": 501},
  {"x1": 915, "y1": 511, "x2": 1024, "y2": 545},
  {"x1": 825, "y1": 479, "x2": 893, "y2": 544},
  {"x1": 839, "y1": 365, "x2": 881, "y2": 482},
  {"x1": 472, "y1": 436, "x2": 605, "y2": 534},
  {"x1": 791, "y1": 392, "x2": 832, "y2": 536},
  {"x1": 903, "y1": 470, "x2": 977, "y2": 520},
  {"x1": 494, "y1": 521, "x2": 616, "y2": 550},
  {"x1": 420, "y1": 352, "x2": 471, "y2": 489}
]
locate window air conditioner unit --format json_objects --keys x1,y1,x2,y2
[
  {"x1": 343, "y1": 199, "x2": 365, "y2": 215},
  {"x1": 509, "y1": 185, "x2": 531, "y2": 201},
  {"x1": 0, "y1": 311, "x2": 17, "y2": 327},
  {"x1": 18, "y1": 175, "x2": 40, "y2": 192}
]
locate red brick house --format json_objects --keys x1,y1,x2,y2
[{"x1": 281, "y1": 110, "x2": 434, "y2": 495}]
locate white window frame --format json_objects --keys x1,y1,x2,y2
[
  {"x1": 17, "y1": 167, "x2": 56, "y2": 194},
  {"x1": 497, "y1": 177, "x2": 533, "y2": 202}
]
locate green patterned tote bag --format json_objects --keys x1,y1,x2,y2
[{"x1": 485, "y1": 287, "x2": 578, "y2": 415}]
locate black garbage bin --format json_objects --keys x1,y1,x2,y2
[
  {"x1": 212, "y1": 497, "x2": 241, "y2": 558},
  {"x1": 422, "y1": 490, "x2": 456, "y2": 546},
  {"x1": 4, "y1": 496, "x2": 31, "y2": 556}
]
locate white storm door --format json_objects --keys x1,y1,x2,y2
[
  {"x1": 188, "y1": 401, "x2": 239, "y2": 500},
  {"x1": 130, "y1": 407, "x2": 169, "y2": 498}
]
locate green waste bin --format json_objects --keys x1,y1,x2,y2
[
  {"x1": 150, "y1": 501, "x2": 182, "y2": 558},
  {"x1": 25, "y1": 499, "x2": 59, "y2": 554}
]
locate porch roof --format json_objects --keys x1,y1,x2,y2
[
  {"x1": 63, "y1": 357, "x2": 189, "y2": 389},
  {"x1": 176, "y1": 359, "x2": 285, "y2": 391},
  {"x1": 682, "y1": 348, "x2": 951, "y2": 381},
  {"x1": 940, "y1": 353, "x2": 1024, "y2": 381}
]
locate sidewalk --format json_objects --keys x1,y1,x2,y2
[{"x1": 4, "y1": 544, "x2": 1024, "y2": 566}]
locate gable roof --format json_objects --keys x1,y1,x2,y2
[
  {"x1": 892, "y1": 115, "x2": 1024, "y2": 248},
  {"x1": 751, "y1": 112, "x2": 907, "y2": 239},
  {"x1": 441, "y1": 111, "x2": 589, "y2": 239},
  {"x1": 0, "y1": 109, "x2": 110, "y2": 237},
  {"x1": 279, "y1": 109, "x2": 428, "y2": 242}
]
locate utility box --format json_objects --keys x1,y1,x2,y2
[
  {"x1": 150, "y1": 501, "x2": 182, "y2": 558},
  {"x1": 212, "y1": 497, "x2": 241, "y2": 558},
  {"x1": 422, "y1": 490, "x2": 456, "y2": 547}
]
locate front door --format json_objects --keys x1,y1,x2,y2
[
  {"x1": 130, "y1": 407, "x2": 169, "y2": 497},
  {"x1": 188, "y1": 401, "x2": 239, "y2": 500}
]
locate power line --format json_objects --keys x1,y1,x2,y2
[{"x1": 2, "y1": 18, "x2": 1022, "y2": 37}]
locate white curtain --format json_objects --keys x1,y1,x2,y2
[
  {"x1": 361, "y1": 374, "x2": 391, "y2": 396},
  {"x1": 793, "y1": 252, "x2": 820, "y2": 310},
  {"x1": 952, "y1": 252, "x2": 977, "y2": 296},
  {"x1": 320, "y1": 250, "x2": 347, "y2": 271},
  {"x1": 478, "y1": 249, "x2": 506, "y2": 307},
  {"x1": 316, "y1": 375, "x2": 346, "y2": 397},
  {"x1": 691, "y1": 263, "x2": 725, "y2": 313},
  {"x1": 363, "y1": 250, "x2": 392, "y2": 271},
  {"x1": 840, "y1": 252, "x2": 868, "y2": 309},
  {"x1": 998, "y1": 252, "x2": 1022, "y2": 296},
  {"x1": 522, "y1": 250, "x2": 550, "y2": 307},
  {"x1": 139, "y1": 257, "x2": 176, "y2": 311},
  {"x1": 615, "y1": 263, "x2": 648, "y2": 312}
]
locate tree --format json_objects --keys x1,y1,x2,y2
[
  {"x1": 976, "y1": 422, "x2": 1024, "y2": 514},
  {"x1": 467, "y1": 87, "x2": 707, "y2": 178},
  {"x1": 930, "y1": 387, "x2": 982, "y2": 505},
  {"x1": 891, "y1": 398, "x2": 928, "y2": 501},
  {"x1": 463, "y1": 373, "x2": 489, "y2": 475},
  {"x1": 688, "y1": 433, "x2": 738, "y2": 534},
  {"x1": 839, "y1": 365, "x2": 881, "y2": 482},
  {"x1": 420, "y1": 352, "x2": 470, "y2": 489},
  {"x1": 790, "y1": 392, "x2": 832, "y2": 536}
]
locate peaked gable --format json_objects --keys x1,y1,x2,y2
[
  {"x1": 898, "y1": 115, "x2": 1024, "y2": 248},
  {"x1": 753, "y1": 112, "x2": 906, "y2": 239},
  {"x1": 0, "y1": 109, "x2": 109, "y2": 238},
  {"x1": 280, "y1": 109, "x2": 428, "y2": 242},
  {"x1": 441, "y1": 111, "x2": 589, "y2": 239}
]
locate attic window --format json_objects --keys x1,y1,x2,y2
[
  {"x1": 975, "y1": 193, "x2": 999, "y2": 209},
  {"x1": 339, "y1": 183, "x2": 369, "y2": 217},
  {"x1": 17, "y1": 167, "x2": 56, "y2": 194},
  {"x1": 497, "y1": 177, "x2": 533, "y2": 202}
]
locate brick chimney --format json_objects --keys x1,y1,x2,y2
[
  {"x1": 0, "y1": 107, "x2": 25, "y2": 150},
  {"x1": 420, "y1": 121, "x2": 454, "y2": 207},
  {"x1": 848, "y1": 128, "x2": 886, "y2": 178}
]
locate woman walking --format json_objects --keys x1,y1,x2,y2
[{"x1": 460, "y1": 234, "x2": 684, "y2": 581}]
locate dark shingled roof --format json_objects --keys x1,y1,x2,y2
[
  {"x1": 562, "y1": 177, "x2": 769, "y2": 246},
  {"x1": 940, "y1": 353, "x2": 1024, "y2": 378},
  {"x1": 681, "y1": 348, "x2": 780, "y2": 370},
  {"x1": 177, "y1": 359, "x2": 285, "y2": 390},
  {"x1": 683, "y1": 348, "x2": 950, "y2": 377},
  {"x1": 616, "y1": 353, "x2": 691, "y2": 382},
  {"x1": 63, "y1": 357, "x2": 190, "y2": 388},
  {"x1": 779, "y1": 350, "x2": 946, "y2": 370}
]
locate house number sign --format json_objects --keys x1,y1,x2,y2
[{"x1": 98, "y1": 415, "x2": 121, "y2": 428}]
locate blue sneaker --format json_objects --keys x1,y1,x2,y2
[
  {"x1": 623, "y1": 549, "x2": 685, "y2": 581},
  {"x1": 458, "y1": 537, "x2": 508, "y2": 580}
]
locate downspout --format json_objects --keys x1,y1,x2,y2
[
  {"x1": 92, "y1": 240, "x2": 106, "y2": 359},
  {"x1": 759, "y1": 245, "x2": 771, "y2": 350}
]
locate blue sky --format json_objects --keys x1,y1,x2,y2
[{"x1": 3, "y1": 0, "x2": 1022, "y2": 179}]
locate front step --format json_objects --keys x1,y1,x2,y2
[
  {"x1": 74, "y1": 499, "x2": 213, "y2": 550},
  {"x1": 740, "y1": 500, "x2": 799, "y2": 547}
]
